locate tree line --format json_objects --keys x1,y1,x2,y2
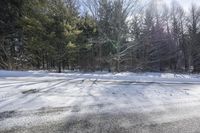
[{"x1": 1, "y1": 0, "x2": 200, "y2": 73}]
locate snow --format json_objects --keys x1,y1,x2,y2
[
  {"x1": 1, "y1": 70, "x2": 200, "y2": 130},
  {"x1": 0, "y1": 70, "x2": 200, "y2": 114},
  {"x1": 1, "y1": 70, "x2": 200, "y2": 82}
]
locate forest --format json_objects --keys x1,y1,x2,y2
[{"x1": 1, "y1": 0, "x2": 200, "y2": 73}]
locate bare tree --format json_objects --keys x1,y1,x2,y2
[
  {"x1": 187, "y1": 4, "x2": 200, "y2": 72},
  {"x1": 81, "y1": 0, "x2": 139, "y2": 72}
]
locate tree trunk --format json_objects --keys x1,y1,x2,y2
[
  {"x1": 116, "y1": 59, "x2": 120, "y2": 72},
  {"x1": 58, "y1": 62, "x2": 62, "y2": 73}
]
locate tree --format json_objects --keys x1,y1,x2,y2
[
  {"x1": 47, "y1": 0, "x2": 81, "y2": 72},
  {"x1": 187, "y1": 4, "x2": 200, "y2": 72},
  {"x1": 0, "y1": 0, "x2": 24, "y2": 69},
  {"x1": 83, "y1": 0, "x2": 139, "y2": 72},
  {"x1": 1, "y1": 0, "x2": 200, "y2": 73},
  {"x1": 76, "y1": 13, "x2": 97, "y2": 71}
]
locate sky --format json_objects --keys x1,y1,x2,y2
[
  {"x1": 160, "y1": 0, "x2": 200, "y2": 11},
  {"x1": 80, "y1": 0, "x2": 200, "y2": 15}
]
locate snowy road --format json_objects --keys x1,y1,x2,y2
[{"x1": 1, "y1": 71, "x2": 200, "y2": 132}]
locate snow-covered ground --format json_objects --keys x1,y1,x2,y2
[
  {"x1": 1, "y1": 70, "x2": 200, "y2": 132},
  {"x1": 1, "y1": 70, "x2": 200, "y2": 112}
]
